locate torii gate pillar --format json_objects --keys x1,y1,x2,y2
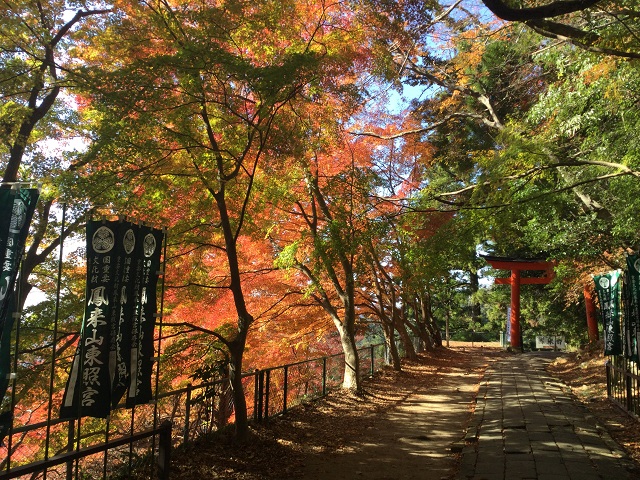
[
  {"x1": 482, "y1": 256, "x2": 556, "y2": 350},
  {"x1": 510, "y1": 269, "x2": 521, "y2": 349}
]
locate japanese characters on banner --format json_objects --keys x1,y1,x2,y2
[
  {"x1": 111, "y1": 224, "x2": 140, "y2": 408},
  {"x1": 127, "y1": 226, "x2": 164, "y2": 408},
  {"x1": 0, "y1": 186, "x2": 39, "y2": 439},
  {"x1": 60, "y1": 220, "x2": 164, "y2": 419},
  {"x1": 593, "y1": 270, "x2": 623, "y2": 356},
  {"x1": 624, "y1": 255, "x2": 640, "y2": 362}
]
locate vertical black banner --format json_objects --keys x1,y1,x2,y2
[
  {"x1": 0, "y1": 188, "x2": 17, "y2": 271},
  {"x1": 126, "y1": 226, "x2": 163, "y2": 407},
  {"x1": 0, "y1": 188, "x2": 19, "y2": 387},
  {"x1": 111, "y1": 223, "x2": 141, "y2": 408},
  {"x1": 0, "y1": 187, "x2": 38, "y2": 439},
  {"x1": 60, "y1": 221, "x2": 121, "y2": 419},
  {"x1": 594, "y1": 271, "x2": 623, "y2": 356},
  {"x1": 61, "y1": 220, "x2": 164, "y2": 417},
  {"x1": 625, "y1": 255, "x2": 640, "y2": 362}
]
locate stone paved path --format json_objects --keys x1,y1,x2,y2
[{"x1": 457, "y1": 352, "x2": 638, "y2": 480}]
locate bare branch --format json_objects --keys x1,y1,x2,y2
[
  {"x1": 162, "y1": 321, "x2": 230, "y2": 346},
  {"x1": 350, "y1": 113, "x2": 488, "y2": 140}
]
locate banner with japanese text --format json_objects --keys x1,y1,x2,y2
[
  {"x1": 594, "y1": 270, "x2": 623, "y2": 356},
  {"x1": 111, "y1": 224, "x2": 142, "y2": 408},
  {"x1": 60, "y1": 220, "x2": 122, "y2": 418},
  {"x1": 0, "y1": 188, "x2": 17, "y2": 272},
  {"x1": 61, "y1": 220, "x2": 164, "y2": 419},
  {"x1": 624, "y1": 255, "x2": 640, "y2": 362},
  {"x1": 126, "y1": 226, "x2": 163, "y2": 408},
  {"x1": 0, "y1": 187, "x2": 39, "y2": 440}
]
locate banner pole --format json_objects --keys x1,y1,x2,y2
[
  {"x1": 44, "y1": 203, "x2": 67, "y2": 472},
  {"x1": 74, "y1": 213, "x2": 93, "y2": 478},
  {"x1": 152, "y1": 227, "x2": 168, "y2": 467},
  {"x1": 7, "y1": 257, "x2": 26, "y2": 470}
]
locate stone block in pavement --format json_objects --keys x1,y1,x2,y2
[
  {"x1": 505, "y1": 459, "x2": 537, "y2": 479},
  {"x1": 474, "y1": 460, "x2": 505, "y2": 477},
  {"x1": 536, "y1": 475, "x2": 574, "y2": 480},
  {"x1": 563, "y1": 459, "x2": 598, "y2": 476},
  {"x1": 534, "y1": 455, "x2": 568, "y2": 475}
]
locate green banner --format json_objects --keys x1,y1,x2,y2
[
  {"x1": 126, "y1": 226, "x2": 164, "y2": 408},
  {"x1": 0, "y1": 188, "x2": 17, "y2": 272},
  {"x1": 111, "y1": 223, "x2": 143, "y2": 408},
  {"x1": 0, "y1": 187, "x2": 39, "y2": 441},
  {"x1": 624, "y1": 256, "x2": 640, "y2": 362},
  {"x1": 61, "y1": 221, "x2": 122, "y2": 419},
  {"x1": 594, "y1": 271, "x2": 623, "y2": 356}
]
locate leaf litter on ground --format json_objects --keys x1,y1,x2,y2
[{"x1": 171, "y1": 344, "x2": 640, "y2": 479}]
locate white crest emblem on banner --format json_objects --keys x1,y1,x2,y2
[
  {"x1": 123, "y1": 228, "x2": 136, "y2": 254},
  {"x1": 9, "y1": 199, "x2": 27, "y2": 232},
  {"x1": 143, "y1": 233, "x2": 156, "y2": 258},
  {"x1": 92, "y1": 226, "x2": 115, "y2": 253}
]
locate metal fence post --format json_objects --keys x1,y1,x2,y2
[
  {"x1": 626, "y1": 360, "x2": 633, "y2": 412},
  {"x1": 184, "y1": 384, "x2": 192, "y2": 446},
  {"x1": 264, "y1": 370, "x2": 271, "y2": 421},
  {"x1": 370, "y1": 346, "x2": 375, "y2": 377},
  {"x1": 629, "y1": 362, "x2": 638, "y2": 415},
  {"x1": 253, "y1": 370, "x2": 260, "y2": 421},
  {"x1": 157, "y1": 421, "x2": 172, "y2": 480},
  {"x1": 283, "y1": 365, "x2": 288, "y2": 414},
  {"x1": 66, "y1": 420, "x2": 74, "y2": 480},
  {"x1": 257, "y1": 370, "x2": 264, "y2": 422},
  {"x1": 322, "y1": 358, "x2": 327, "y2": 396}
]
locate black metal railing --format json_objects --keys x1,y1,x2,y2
[
  {"x1": 0, "y1": 422, "x2": 172, "y2": 480},
  {"x1": 253, "y1": 344, "x2": 384, "y2": 421},
  {"x1": 1, "y1": 342, "x2": 389, "y2": 479}
]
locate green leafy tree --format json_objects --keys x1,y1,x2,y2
[{"x1": 1, "y1": 0, "x2": 111, "y2": 308}]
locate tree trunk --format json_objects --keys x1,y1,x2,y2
[
  {"x1": 228, "y1": 337, "x2": 248, "y2": 442},
  {"x1": 394, "y1": 309, "x2": 417, "y2": 360},
  {"x1": 411, "y1": 298, "x2": 434, "y2": 351},
  {"x1": 418, "y1": 294, "x2": 436, "y2": 349},
  {"x1": 214, "y1": 189, "x2": 253, "y2": 442},
  {"x1": 382, "y1": 321, "x2": 402, "y2": 371},
  {"x1": 469, "y1": 270, "x2": 482, "y2": 325},
  {"x1": 336, "y1": 321, "x2": 360, "y2": 390},
  {"x1": 420, "y1": 293, "x2": 442, "y2": 347}
]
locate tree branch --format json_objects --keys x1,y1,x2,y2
[
  {"x1": 350, "y1": 113, "x2": 488, "y2": 140},
  {"x1": 481, "y1": 0, "x2": 603, "y2": 21}
]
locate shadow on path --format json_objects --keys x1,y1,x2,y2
[{"x1": 302, "y1": 350, "x2": 489, "y2": 480}]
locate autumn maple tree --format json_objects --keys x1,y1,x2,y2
[{"x1": 73, "y1": 0, "x2": 370, "y2": 440}]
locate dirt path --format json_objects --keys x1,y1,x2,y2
[
  {"x1": 171, "y1": 347, "x2": 504, "y2": 479},
  {"x1": 299, "y1": 348, "x2": 495, "y2": 480}
]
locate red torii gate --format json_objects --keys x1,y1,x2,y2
[{"x1": 482, "y1": 255, "x2": 556, "y2": 350}]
